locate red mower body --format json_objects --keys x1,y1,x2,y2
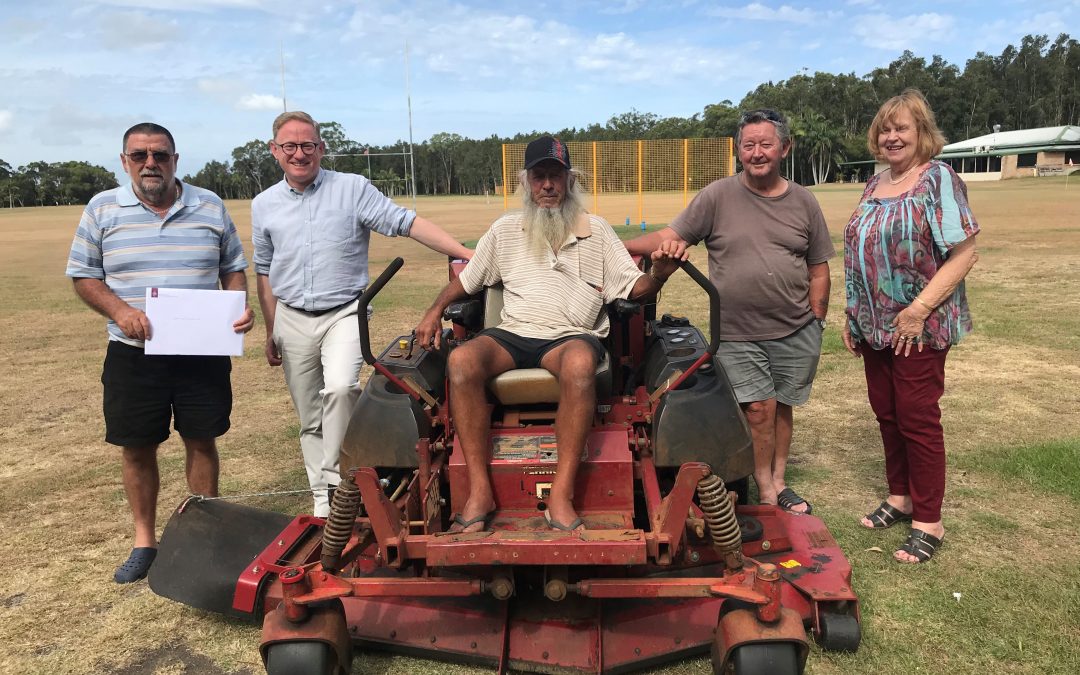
[{"x1": 150, "y1": 257, "x2": 861, "y2": 675}]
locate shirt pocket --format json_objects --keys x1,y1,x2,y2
[
  {"x1": 561, "y1": 274, "x2": 605, "y2": 329},
  {"x1": 314, "y1": 209, "x2": 357, "y2": 244}
]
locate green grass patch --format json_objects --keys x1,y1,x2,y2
[
  {"x1": 960, "y1": 438, "x2": 1080, "y2": 503},
  {"x1": 966, "y1": 279, "x2": 1080, "y2": 352}
]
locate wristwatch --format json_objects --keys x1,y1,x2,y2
[{"x1": 815, "y1": 317, "x2": 827, "y2": 330}]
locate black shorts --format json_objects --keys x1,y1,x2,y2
[
  {"x1": 101, "y1": 341, "x2": 233, "y2": 447},
  {"x1": 481, "y1": 328, "x2": 605, "y2": 369}
]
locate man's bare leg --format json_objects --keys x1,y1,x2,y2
[
  {"x1": 771, "y1": 402, "x2": 809, "y2": 512},
  {"x1": 540, "y1": 340, "x2": 597, "y2": 529},
  {"x1": 183, "y1": 437, "x2": 220, "y2": 497},
  {"x1": 121, "y1": 444, "x2": 160, "y2": 549},
  {"x1": 743, "y1": 398, "x2": 779, "y2": 506},
  {"x1": 447, "y1": 336, "x2": 515, "y2": 532}
]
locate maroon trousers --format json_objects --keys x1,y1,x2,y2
[{"x1": 862, "y1": 345, "x2": 950, "y2": 523}]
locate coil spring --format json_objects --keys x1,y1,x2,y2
[
  {"x1": 320, "y1": 476, "x2": 361, "y2": 573},
  {"x1": 696, "y1": 474, "x2": 744, "y2": 570}
]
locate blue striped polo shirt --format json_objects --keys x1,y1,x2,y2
[{"x1": 66, "y1": 181, "x2": 249, "y2": 345}]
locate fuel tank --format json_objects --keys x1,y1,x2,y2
[
  {"x1": 645, "y1": 317, "x2": 754, "y2": 480},
  {"x1": 341, "y1": 335, "x2": 446, "y2": 471}
]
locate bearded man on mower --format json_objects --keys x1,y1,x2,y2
[{"x1": 415, "y1": 136, "x2": 682, "y2": 533}]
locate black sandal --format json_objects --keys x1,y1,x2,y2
[
  {"x1": 896, "y1": 528, "x2": 943, "y2": 563},
  {"x1": 862, "y1": 501, "x2": 912, "y2": 529},
  {"x1": 777, "y1": 487, "x2": 812, "y2": 514}
]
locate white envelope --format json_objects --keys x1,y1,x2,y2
[{"x1": 144, "y1": 288, "x2": 245, "y2": 356}]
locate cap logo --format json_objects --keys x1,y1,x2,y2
[{"x1": 552, "y1": 139, "x2": 564, "y2": 161}]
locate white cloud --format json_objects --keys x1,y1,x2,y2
[
  {"x1": 93, "y1": 0, "x2": 262, "y2": 10},
  {"x1": 977, "y1": 12, "x2": 1069, "y2": 52},
  {"x1": 852, "y1": 12, "x2": 955, "y2": 50},
  {"x1": 600, "y1": 0, "x2": 647, "y2": 14},
  {"x1": 99, "y1": 11, "x2": 176, "y2": 49},
  {"x1": 237, "y1": 94, "x2": 284, "y2": 111},
  {"x1": 0, "y1": 110, "x2": 12, "y2": 133},
  {"x1": 339, "y1": 2, "x2": 734, "y2": 87},
  {"x1": 706, "y1": 3, "x2": 823, "y2": 24},
  {"x1": 35, "y1": 103, "x2": 120, "y2": 147}
]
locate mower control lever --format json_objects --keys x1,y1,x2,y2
[
  {"x1": 659, "y1": 261, "x2": 721, "y2": 396},
  {"x1": 357, "y1": 257, "x2": 405, "y2": 366},
  {"x1": 677, "y1": 260, "x2": 721, "y2": 356}
]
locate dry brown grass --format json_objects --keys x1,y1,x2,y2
[{"x1": 1, "y1": 178, "x2": 1078, "y2": 674}]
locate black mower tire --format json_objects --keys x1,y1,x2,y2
[
  {"x1": 726, "y1": 642, "x2": 800, "y2": 675},
  {"x1": 265, "y1": 640, "x2": 336, "y2": 675},
  {"x1": 818, "y1": 612, "x2": 861, "y2": 652}
]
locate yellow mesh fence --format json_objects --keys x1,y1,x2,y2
[{"x1": 501, "y1": 138, "x2": 734, "y2": 227}]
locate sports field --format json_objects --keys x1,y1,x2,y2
[{"x1": 1, "y1": 178, "x2": 1078, "y2": 674}]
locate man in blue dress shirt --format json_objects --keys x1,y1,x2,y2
[{"x1": 253, "y1": 111, "x2": 472, "y2": 517}]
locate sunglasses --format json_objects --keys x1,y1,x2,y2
[
  {"x1": 124, "y1": 150, "x2": 174, "y2": 164},
  {"x1": 738, "y1": 109, "x2": 785, "y2": 125}
]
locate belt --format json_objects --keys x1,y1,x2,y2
[{"x1": 287, "y1": 293, "x2": 361, "y2": 317}]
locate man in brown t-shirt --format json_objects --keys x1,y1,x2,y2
[{"x1": 626, "y1": 109, "x2": 834, "y2": 514}]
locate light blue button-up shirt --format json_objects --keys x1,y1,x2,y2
[{"x1": 252, "y1": 169, "x2": 415, "y2": 310}]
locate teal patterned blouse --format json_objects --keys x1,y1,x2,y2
[{"x1": 844, "y1": 160, "x2": 979, "y2": 351}]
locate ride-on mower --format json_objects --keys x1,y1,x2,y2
[{"x1": 150, "y1": 256, "x2": 860, "y2": 674}]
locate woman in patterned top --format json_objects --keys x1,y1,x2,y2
[{"x1": 842, "y1": 89, "x2": 979, "y2": 564}]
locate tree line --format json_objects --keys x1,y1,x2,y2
[
  {"x1": 2, "y1": 33, "x2": 1076, "y2": 206},
  {"x1": 0, "y1": 159, "x2": 118, "y2": 208}
]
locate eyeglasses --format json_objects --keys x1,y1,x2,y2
[
  {"x1": 272, "y1": 141, "x2": 321, "y2": 155},
  {"x1": 124, "y1": 150, "x2": 174, "y2": 164},
  {"x1": 738, "y1": 109, "x2": 785, "y2": 126}
]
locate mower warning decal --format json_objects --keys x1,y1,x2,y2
[
  {"x1": 779, "y1": 559, "x2": 802, "y2": 569},
  {"x1": 491, "y1": 434, "x2": 588, "y2": 462}
]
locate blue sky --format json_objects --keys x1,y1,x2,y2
[{"x1": 1, "y1": 0, "x2": 1077, "y2": 180}]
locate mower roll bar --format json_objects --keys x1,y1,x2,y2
[{"x1": 357, "y1": 256, "x2": 405, "y2": 366}]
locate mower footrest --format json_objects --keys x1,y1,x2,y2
[{"x1": 425, "y1": 529, "x2": 647, "y2": 566}]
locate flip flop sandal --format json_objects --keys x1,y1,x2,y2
[
  {"x1": 544, "y1": 509, "x2": 585, "y2": 532},
  {"x1": 863, "y1": 501, "x2": 913, "y2": 529},
  {"x1": 896, "y1": 528, "x2": 943, "y2": 563},
  {"x1": 777, "y1": 487, "x2": 813, "y2": 514},
  {"x1": 114, "y1": 547, "x2": 157, "y2": 584},
  {"x1": 449, "y1": 510, "x2": 495, "y2": 533}
]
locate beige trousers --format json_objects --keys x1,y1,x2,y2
[{"x1": 273, "y1": 300, "x2": 365, "y2": 516}]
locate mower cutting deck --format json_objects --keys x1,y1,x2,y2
[{"x1": 150, "y1": 257, "x2": 860, "y2": 674}]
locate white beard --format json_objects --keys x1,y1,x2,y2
[
  {"x1": 521, "y1": 189, "x2": 585, "y2": 257},
  {"x1": 523, "y1": 203, "x2": 573, "y2": 255}
]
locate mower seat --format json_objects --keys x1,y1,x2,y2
[{"x1": 483, "y1": 285, "x2": 611, "y2": 405}]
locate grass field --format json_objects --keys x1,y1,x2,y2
[{"x1": 1, "y1": 178, "x2": 1078, "y2": 674}]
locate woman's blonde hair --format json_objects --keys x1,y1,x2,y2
[{"x1": 866, "y1": 88, "x2": 946, "y2": 162}]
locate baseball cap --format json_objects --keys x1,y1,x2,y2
[{"x1": 524, "y1": 135, "x2": 571, "y2": 170}]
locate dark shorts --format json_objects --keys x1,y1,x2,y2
[
  {"x1": 481, "y1": 328, "x2": 605, "y2": 369},
  {"x1": 101, "y1": 341, "x2": 233, "y2": 447}
]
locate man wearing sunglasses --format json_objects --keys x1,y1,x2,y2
[
  {"x1": 252, "y1": 111, "x2": 472, "y2": 517},
  {"x1": 626, "y1": 109, "x2": 833, "y2": 517},
  {"x1": 66, "y1": 122, "x2": 254, "y2": 583}
]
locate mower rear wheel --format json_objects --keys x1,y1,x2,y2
[
  {"x1": 724, "y1": 643, "x2": 800, "y2": 675},
  {"x1": 818, "y1": 612, "x2": 861, "y2": 652},
  {"x1": 265, "y1": 640, "x2": 336, "y2": 675}
]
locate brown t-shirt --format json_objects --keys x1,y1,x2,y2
[{"x1": 671, "y1": 174, "x2": 834, "y2": 341}]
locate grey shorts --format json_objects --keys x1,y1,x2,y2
[{"x1": 715, "y1": 320, "x2": 823, "y2": 406}]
